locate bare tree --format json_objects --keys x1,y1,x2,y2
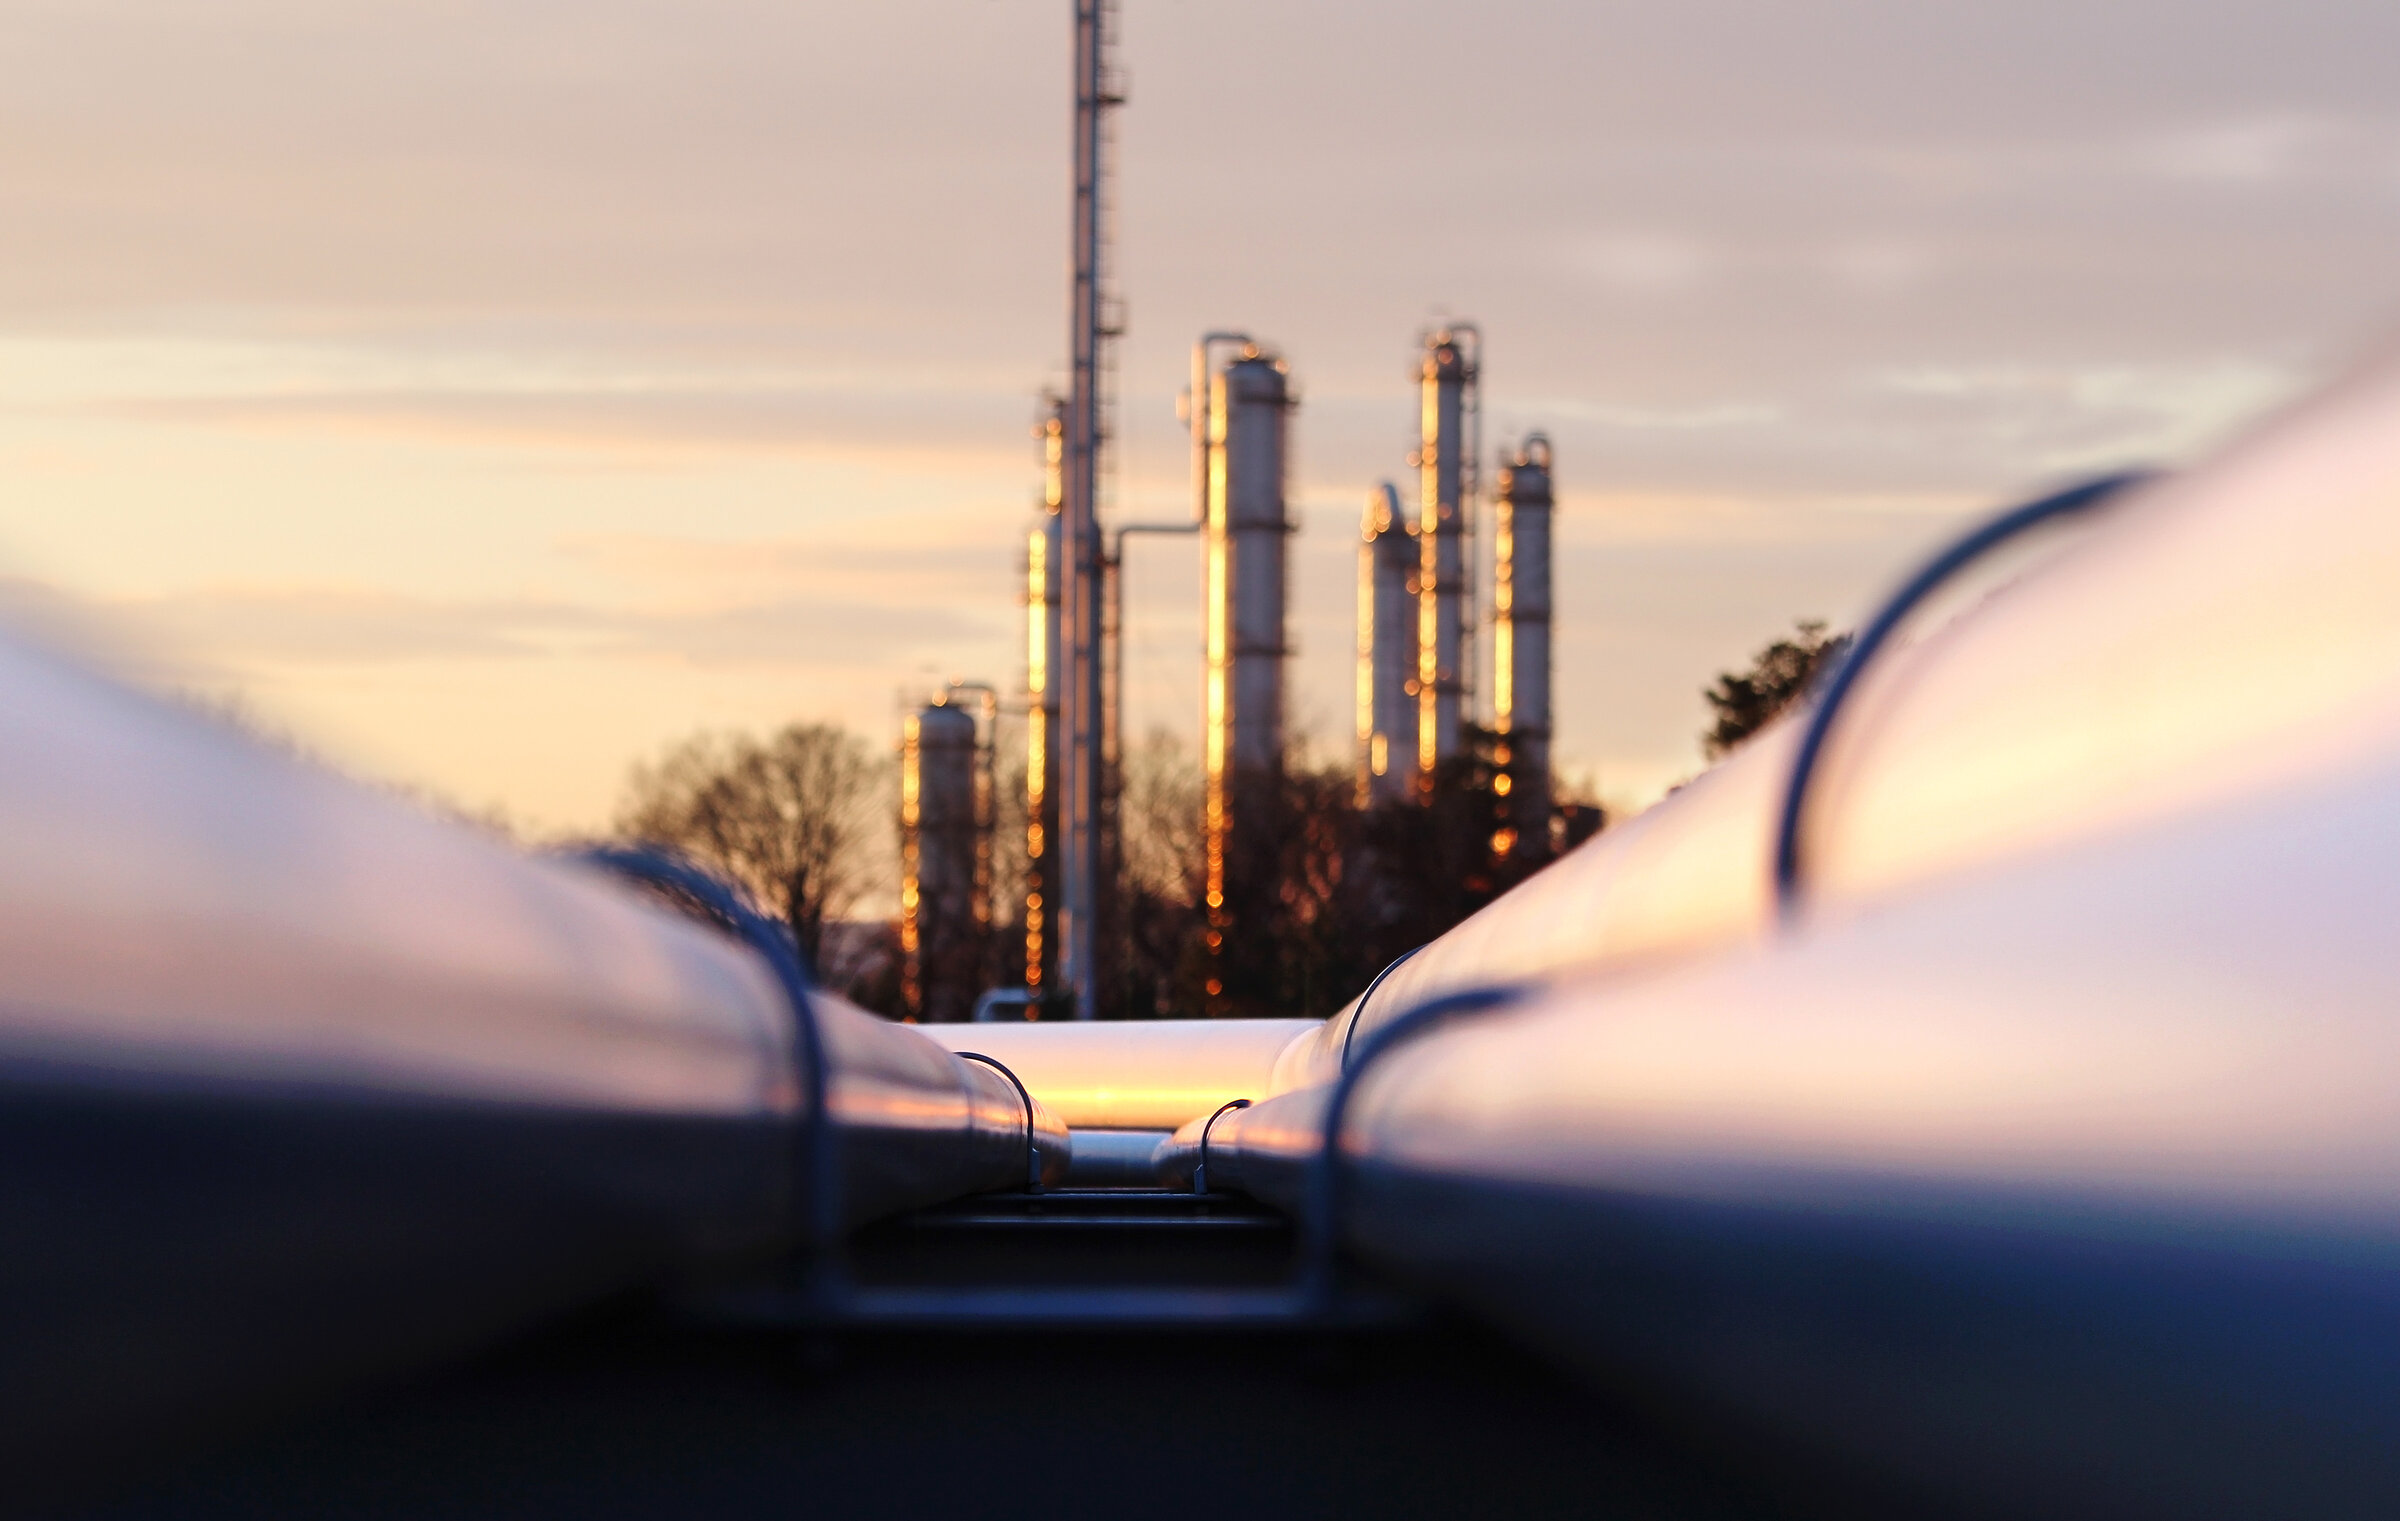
[
  {"x1": 1107, "y1": 728, "x2": 1207, "y2": 1017},
  {"x1": 615, "y1": 722, "x2": 885, "y2": 969},
  {"x1": 1118, "y1": 726, "x2": 1205, "y2": 905}
]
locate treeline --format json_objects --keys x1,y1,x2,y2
[
  {"x1": 608, "y1": 717, "x2": 1599, "y2": 1022},
  {"x1": 607, "y1": 619, "x2": 1840, "y2": 1022}
]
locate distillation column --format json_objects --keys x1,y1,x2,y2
[
  {"x1": 1023, "y1": 405, "x2": 1066, "y2": 996},
  {"x1": 1492, "y1": 435, "x2": 1554, "y2": 857},
  {"x1": 1415, "y1": 328, "x2": 1478, "y2": 784},
  {"x1": 1204, "y1": 347, "x2": 1292, "y2": 1010},
  {"x1": 1056, "y1": 0, "x2": 1116, "y2": 1020},
  {"x1": 902, "y1": 696, "x2": 986, "y2": 1022},
  {"x1": 1358, "y1": 482, "x2": 1417, "y2": 806}
]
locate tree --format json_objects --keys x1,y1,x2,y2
[
  {"x1": 1095, "y1": 724, "x2": 1612, "y2": 1020},
  {"x1": 1110, "y1": 727, "x2": 1208, "y2": 1019},
  {"x1": 615, "y1": 722, "x2": 886, "y2": 971},
  {"x1": 1701, "y1": 619, "x2": 1852, "y2": 759}
]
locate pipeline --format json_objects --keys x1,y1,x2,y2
[
  {"x1": 0, "y1": 635, "x2": 1062, "y2": 1489},
  {"x1": 1149, "y1": 344, "x2": 2400, "y2": 1510},
  {"x1": 919, "y1": 1018, "x2": 1309, "y2": 1188}
]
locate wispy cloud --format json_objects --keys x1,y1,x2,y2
[
  {"x1": 2129, "y1": 116, "x2": 2400, "y2": 187},
  {"x1": 1534, "y1": 398, "x2": 1786, "y2": 431},
  {"x1": 1876, "y1": 359, "x2": 2304, "y2": 469},
  {"x1": 84, "y1": 387, "x2": 1040, "y2": 467},
  {"x1": 0, "y1": 333, "x2": 1052, "y2": 466},
  {"x1": 1, "y1": 577, "x2": 996, "y2": 673}
]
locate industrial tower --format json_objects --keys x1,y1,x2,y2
[
  {"x1": 1358, "y1": 482, "x2": 1416, "y2": 806},
  {"x1": 1022, "y1": 401, "x2": 1066, "y2": 998},
  {"x1": 1357, "y1": 328, "x2": 1556, "y2": 844},
  {"x1": 1492, "y1": 435, "x2": 1555, "y2": 855},
  {"x1": 1415, "y1": 327, "x2": 1480, "y2": 780},
  {"x1": 1201, "y1": 345, "x2": 1293, "y2": 1009},
  {"x1": 1055, "y1": 0, "x2": 1120, "y2": 1020}
]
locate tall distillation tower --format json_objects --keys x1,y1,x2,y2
[
  {"x1": 1022, "y1": 402, "x2": 1066, "y2": 997},
  {"x1": 1415, "y1": 327, "x2": 1480, "y2": 783},
  {"x1": 1358, "y1": 482, "x2": 1416, "y2": 805},
  {"x1": 1491, "y1": 435, "x2": 1555, "y2": 855},
  {"x1": 1202, "y1": 346, "x2": 1292, "y2": 1009},
  {"x1": 1056, "y1": 0, "x2": 1120, "y2": 1019}
]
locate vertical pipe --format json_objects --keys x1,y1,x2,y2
[
  {"x1": 1058, "y1": 0, "x2": 1113, "y2": 1020},
  {"x1": 1204, "y1": 348, "x2": 1291, "y2": 1010},
  {"x1": 1416, "y1": 329, "x2": 1476, "y2": 784},
  {"x1": 900, "y1": 710, "x2": 922, "y2": 1017},
  {"x1": 1493, "y1": 435, "x2": 1554, "y2": 857},
  {"x1": 1359, "y1": 482, "x2": 1417, "y2": 806}
]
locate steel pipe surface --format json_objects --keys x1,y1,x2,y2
[
  {"x1": 1169, "y1": 348, "x2": 2400, "y2": 1506},
  {"x1": 1062, "y1": 1128, "x2": 1174, "y2": 1188},
  {"x1": 1330, "y1": 754, "x2": 2400, "y2": 1515},
  {"x1": 0, "y1": 634, "x2": 1064, "y2": 1496}
]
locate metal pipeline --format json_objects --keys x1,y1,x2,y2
[
  {"x1": 1153, "y1": 346, "x2": 2400, "y2": 1507},
  {"x1": 1326, "y1": 751, "x2": 2400, "y2": 1514},
  {"x1": 816, "y1": 989, "x2": 1072, "y2": 1211},
  {"x1": 0, "y1": 632, "x2": 1063, "y2": 1487}
]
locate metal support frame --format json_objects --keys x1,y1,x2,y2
[
  {"x1": 952, "y1": 1051, "x2": 1046, "y2": 1194},
  {"x1": 1773, "y1": 472, "x2": 2149, "y2": 921},
  {"x1": 1191, "y1": 1098, "x2": 1251, "y2": 1197}
]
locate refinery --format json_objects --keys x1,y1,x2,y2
[
  {"x1": 8, "y1": 0, "x2": 2400, "y2": 1515},
  {"x1": 888, "y1": 7, "x2": 1571, "y2": 1025},
  {"x1": 897, "y1": 324, "x2": 1563, "y2": 1025}
]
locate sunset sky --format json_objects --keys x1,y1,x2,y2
[{"x1": 4, "y1": 0, "x2": 2398, "y2": 854}]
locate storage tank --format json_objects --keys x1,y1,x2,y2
[
  {"x1": 1416, "y1": 328, "x2": 1477, "y2": 778},
  {"x1": 901, "y1": 697, "x2": 984, "y2": 1022},
  {"x1": 1358, "y1": 482, "x2": 1416, "y2": 807},
  {"x1": 1492, "y1": 435, "x2": 1554, "y2": 853},
  {"x1": 1204, "y1": 346, "x2": 1292, "y2": 1011}
]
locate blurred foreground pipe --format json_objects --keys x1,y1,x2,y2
[
  {"x1": 1329, "y1": 756, "x2": 2400, "y2": 1515},
  {"x1": 0, "y1": 634, "x2": 1058, "y2": 1497},
  {"x1": 1168, "y1": 346, "x2": 2400, "y2": 1510}
]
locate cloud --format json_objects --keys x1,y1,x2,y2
[
  {"x1": 1876, "y1": 359, "x2": 2304, "y2": 469},
  {"x1": 2130, "y1": 116, "x2": 2400, "y2": 187},
  {"x1": 83, "y1": 386, "x2": 1041, "y2": 468},
  {"x1": 0, "y1": 331, "x2": 1051, "y2": 467},
  {"x1": 2, "y1": 578, "x2": 997, "y2": 674},
  {"x1": 1535, "y1": 399, "x2": 1786, "y2": 431},
  {"x1": 1562, "y1": 232, "x2": 1719, "y2": 293}
]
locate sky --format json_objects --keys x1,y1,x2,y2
[{"x1": 3, "y1": 0, "x2": 2398, "y2": 848}]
